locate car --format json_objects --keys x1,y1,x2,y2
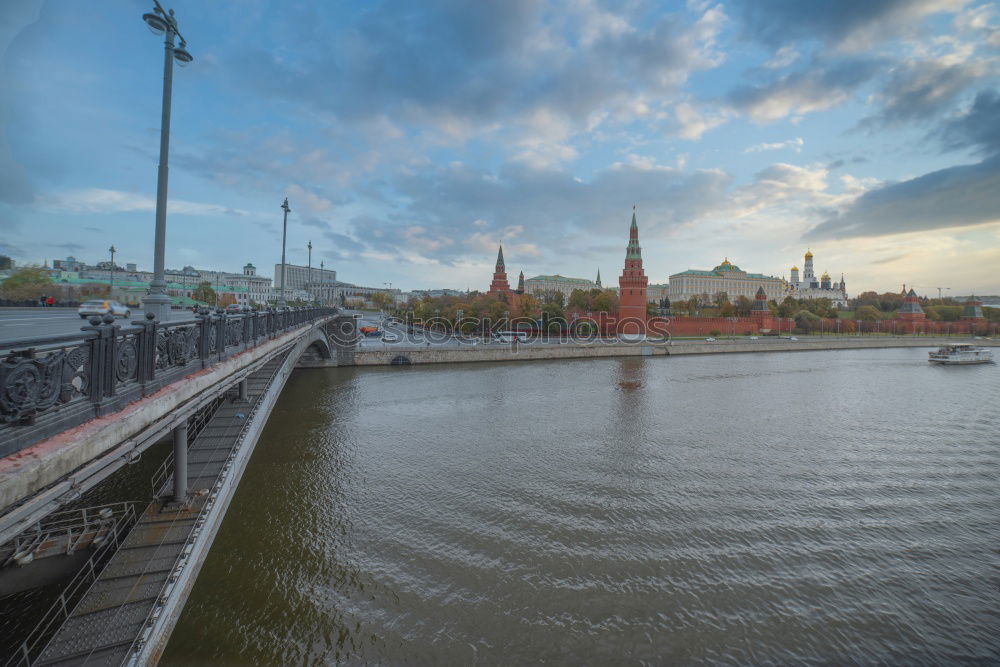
[
  {"x1": 749, "y1": 336, "x2": 759, "y2": 340},
  {"x1": 789, "y1": 336, "x2": 799, "y2": 341},
  {"x1": 78, "y1": 299, "x2": 130, "y2": 319},
  {"x1": 705, "y1": 337, "x2": 716, "y2": 341},
  {"x1": 225, "y1": 304, "x2": 250, "y2": 314},
  {"x1": 382, "y1": 333, "x2": 399, "y2": 342}
]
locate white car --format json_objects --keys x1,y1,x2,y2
[
  {"x1": 789, "y1": 336, "x2": 799, "y2": 341},
  {"x1": 78, "y1": 299, "x2": 130, "y2": 319},
  {"x1": 382, "y1": 333, "x2": 399, "y2": 342},
  {"x1": 705, "y1": 337, "x2": 716, "y2": 341},
  {"x1": 750, "y1": 336, "x2": 759, "y2": 340}
]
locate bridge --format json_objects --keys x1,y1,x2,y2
[{"x1": 0, "y1": 308, "x2": 357, "y2": 665}]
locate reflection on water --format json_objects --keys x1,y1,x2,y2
[{"x1": 163, "y1": 349, "x2": 1000, "y2": 664}]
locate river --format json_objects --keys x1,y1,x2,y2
[{"x1": 162, "y1": 348, "x2": 999, "y2": 664}]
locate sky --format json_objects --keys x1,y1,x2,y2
[{"x1": 1, "y1": 0, "x2": 999, "y2": 296}]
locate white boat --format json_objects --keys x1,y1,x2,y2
[{"x1": 928, "y1": 344, "x2": 994, "y2": 365}]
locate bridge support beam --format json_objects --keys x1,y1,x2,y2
[
  {"x1": 173, "y1": 424, "x2": 188, "y2": 504},
  {"x1": 238, "y1": 378, "x2": 248, "y2": 402}
]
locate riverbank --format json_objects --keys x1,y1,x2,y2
[{"x1": 321, "y1": 336, "x2": 999, "y2": 367}]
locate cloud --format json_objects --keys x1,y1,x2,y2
[
  {"x1": 859, "y1": 58, "x2": 989, "y2": 128},
  {"x1": 764, "y1": 45, "x2": 799, "y2": 68},
  {"x1": 934, "y1": 89, "x2": 1000, "y2": 155},
  {"x1": 745, "y1": 137, "x2": 804, "y2": 153},
  {"x1": 342, "y1": 158, "x2": 735, "y2": 265},
  {"x1": 728, "y1": 57, "x2": 885, "y2": 122},
  {"x1": 806, "y1": 153, "x2": 1000, "y2": 240},
  {"x1": 38, "y1": 188, "x2": 254, "y2": 217},
  {"x1": 674, "y1": 103, "x2": 729, "y2": 140},
  {"x1": 733, "y1": 0, "x2": 969, "y2": 51},
  {"x1": 226, "y1": 0, "x2": 728, "y2": 158}
]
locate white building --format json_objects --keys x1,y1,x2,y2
[
  {"x1": 273, "y1": 263, "x2": 336, "y2": 295},
  {"x1": 788, "y1": 250, "x2": 848, "y2": 308},
  {"x1": 669, "y1": 259, "x2": 787, "y2": 303},
  {"x1": 524, "y1": 274, "x2": 597, "y2": 302},
  {"x1": 223, "y1": 263, "x2": 272, "y2": 305}
]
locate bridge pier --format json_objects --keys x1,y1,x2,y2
[
  {"x1": 238, "y1": 378, "x2": 248, "y2": 402},
  {"x1": 173, "y1": 424, "x2": 188, "y2": 505}
]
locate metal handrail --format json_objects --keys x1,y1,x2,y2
[
  {"x1": 0, "y1": 502, "x2": 137, "y2": 567},
  {"x1": 5, "y1": 503, "x2": 139, "y2": 667},
  {"x1": 126, "y1": 352, "x2": 288, "y2": 661}
]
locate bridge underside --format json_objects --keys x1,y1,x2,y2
[{"x1": 32, "y1": 352, "x2": 291, "y2": 666}]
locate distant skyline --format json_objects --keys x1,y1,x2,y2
[{"x1": 1, "y1": 0, "x2": 999, "y2": 295}]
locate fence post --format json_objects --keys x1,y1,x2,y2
[
  {"x1": 135, "y1": 312, "x2": 157, "y2": 393},
  {"x1": 196, "y1": 308, "x2": 212, "y2": 368},
  {"x1": 216, "y1": 310, "x2": 227, "y2": 361}
]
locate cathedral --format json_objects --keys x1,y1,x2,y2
[{"x1": 788, "y1": 249, "x2": 848, "y2": 308}]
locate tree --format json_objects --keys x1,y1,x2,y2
[
  {"x1": 371, "y1": 291, "x2": 392, "y2": 311},
  {"x1": 0, "y1": 265, "x2": 54, "y2": 302},
  {"x1": 856, "y1": 305, "x2": 881, "y2": 321},
  {"x1": 2, "y1": 266, "x2": 53, "y2": 290},
  {"x1": 536, "y1": 289, "x2": 564, "y2": 307},
  {"x1": 192, "y1": 281, "x2": 216, "y2": 305},
  {"x1": 794, "y1": 309, "x2": 821, "y2": 331},
  {"x1": 713, "y1": 291, "x2": 730, "y2": 308},
  {"x1": 591, "y1": 289, "x2": 618, "y2": 313},
  {"x1": 218, "y1": 292, "x2": 236, "y2": 307},
  {"x1": 734, "y1": 295, "x2": 752, "y2": 317},
  {"x1": 568, "y1": 289, "x2": 591, "y2": 310}
]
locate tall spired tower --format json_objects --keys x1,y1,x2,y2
[
  {"x1": 488, "y1": 244, "x2": 512, "y2": 297},
  {"x1": 618, "y1": 207, "x2": 649, "y2": 334}
]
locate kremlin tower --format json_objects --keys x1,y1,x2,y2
[
  {"x1": 488, "y1": 245, "x2": 512, "y2": 299},
  {"x1": 618, "y1": 207, "x2": 649, "y2": 335}
]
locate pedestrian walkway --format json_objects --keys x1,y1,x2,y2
[{"x1": 29, "y1": 352, "x2": 289, "y2": 666}]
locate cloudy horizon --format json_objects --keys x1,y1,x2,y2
[{"x1": 1, "y1": 0, "x2": 999, "y2": 296}]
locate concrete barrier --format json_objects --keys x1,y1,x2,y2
[{"x1": 337, "y1": 337, "x2": 999, "y2": 367}]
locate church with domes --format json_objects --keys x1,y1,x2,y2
[{"x1": 788, "y1": 249, "x2": 848, "y2": 308}]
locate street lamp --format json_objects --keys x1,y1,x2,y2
[
  {"x1": 108, "y1": 245, "x2": 116, "y2": 295},
  {"x1": 141, "y1": 0, "x2": 193, "y2": 322},
  {"x1": 279, "y1": 198, "x2": 290, "y2": 307},
  {"x1": 307, "y1": 240, "x2": 312, "y2": 304}
]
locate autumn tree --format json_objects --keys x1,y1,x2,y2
[{"x1": 192, "y1": 281, "x2": 216, "y2": 305}]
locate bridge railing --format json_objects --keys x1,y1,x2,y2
[{"x1": 0, "y1": 307, "x2": 335, "y2": 457}]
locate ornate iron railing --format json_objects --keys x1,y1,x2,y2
[{"x1": 0, "y1": 307, "x2": 334, "y2": 457}]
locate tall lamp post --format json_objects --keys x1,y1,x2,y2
[
  {"x1": 108, "y1": 245, "x2": 116, "y2": 296},
  {"x1": 141, "y1": 1, "x2": 193, "y2": 322},
  {"x1": 307, "y1": 240, "x2": 312, "y2": 304},
  {"x1": 279, "y1": 198, "x2": 290, "y2": 307}
]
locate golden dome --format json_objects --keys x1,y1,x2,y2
[
  {"x1": 821, "y1": 271, "x2": 830, "y2": 280},
  {"x1": 791, "y1": 265, "x2": 799, "y2": 271},
  {"x1": 804, "y1": 249, "x2": 813, "y2": 259}
]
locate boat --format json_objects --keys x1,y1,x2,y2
[{"x1": 928, "y1": 344, "x2": 994, "y2": 365}]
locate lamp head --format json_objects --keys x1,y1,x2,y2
[
  {"x1": 143, "y1": 12, "x2": 167, "y2": 35},
  {"x1": 173, "y1": 46, "x2": 193, "y2": 65}
]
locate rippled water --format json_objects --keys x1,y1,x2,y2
[{"x1": 162, "y1": 348, "x2": 1000, "y2": 664}]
